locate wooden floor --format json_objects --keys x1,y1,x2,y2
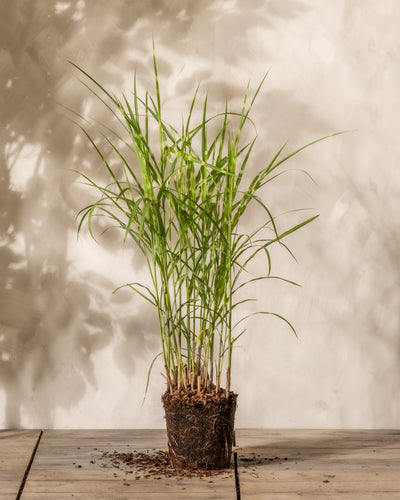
[{"x1": 1, "y1": 429, "x2": 400, "y2": 499}]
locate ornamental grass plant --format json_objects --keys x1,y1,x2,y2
[{"x1": 69, "y1": 49, "x2": 334, "y2": 399}]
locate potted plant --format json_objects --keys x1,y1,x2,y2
[{"x1": 69, "y1": 48, "x2": 333, "y2": 470}]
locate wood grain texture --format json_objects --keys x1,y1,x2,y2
[
  {"x1": 236, "y1": 429, "x2": 400, "y2": 499},
  {"x1": 0, "y1": 430, "x2": 41, "y2": 500},
  {"x1": 21, "y1": 429, "x2": 236, "y2": 499},
  {"x1": 12, "y1": 429, "x2": 400, "y2": 498}
]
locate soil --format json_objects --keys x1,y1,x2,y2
[
  {"x1": 238, "y1": 454, "x2": 288, "y2": 467},
  {"x1": 162, "y1": 387, "x2": 238, "y2": 470},
  {"x1": 97, "y1": 448, "x2": 234, "y2": 480},
  {"x1": 92, "y1": 448, "x2": 288, "y2": 479}
]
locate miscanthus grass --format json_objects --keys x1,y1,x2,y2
[{"x1": 69, "y1": 49, "x2": 337, "y2": 397}]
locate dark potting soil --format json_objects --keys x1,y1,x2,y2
[
  {"x1": 162, "y1": 387, "x2": 238, "y2": 470},
  {"x1": 84, "y1": 389, "x2": 238, "y2": 479},
  {"x1": 97, "y1": 448, "x2": 233, "y2": 479},
  {"x1": 93, "y1": 448, "x2": 288, "y2": 480}
]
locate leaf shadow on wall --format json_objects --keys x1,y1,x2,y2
[
  {"x1": 0, "y1": 1, "x2": 121, "y2": 427},
  {"x1": 0, "y1": 0, "x2": 331, "y2": 427}
]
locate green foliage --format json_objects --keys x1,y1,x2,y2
[{"x1": 70, "y1": 49, "x2": 336, "y2": 395}]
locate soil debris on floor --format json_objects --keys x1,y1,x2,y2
[
  {"x1": 237, "y1": 454, "x2": 289, "y2": 466},
  {"x1": 95, "y1": 449, "x2": 234, "y2": 480}
]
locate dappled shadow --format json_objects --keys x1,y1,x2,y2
[
  {"x1": 0, "y1": 0, "x2": 332, "y2": 427},
  {"x1": 0, "y1": 1, "x2": 118, "y2": 427}
]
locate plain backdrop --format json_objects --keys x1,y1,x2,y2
[{"x1": 1, "y1": 0, "x2": 399, "y2": 429}]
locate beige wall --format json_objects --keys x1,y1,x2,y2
[{"x1": 1, "y1": 0, "x2": 399, "y2": 428}]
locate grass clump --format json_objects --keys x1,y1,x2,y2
[{"x1": 70, "y1": 48, "x2": 334, "y2": 396}]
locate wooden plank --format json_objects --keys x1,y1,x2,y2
[
  {"x1": 18, "y1": 429, "x2": 400, "y2": 498},
  {"x1": 236, "y1": 429, "x2": 400, "y2": 498},
  {"x1": 0, "y1": 430, "x2": 41, "y2": 499},
  {"x1": 236, "y1": 428, "x2": 400, "y2": 447},
  {"x1": 21, "y1": 479, "x2": 235, "y2": 498},
  {"x1": 231, "y1": 493, "x2": 400, "y2": 500},
  {"x1": 36, "y1": 428, "x2": 168, "y2": 448},
  {"x1": 20, "y1": 494, "x2": 232, "y2": 500},
  {"x1": 21, "y1": 429, "x2": 236, "y2": 499}
]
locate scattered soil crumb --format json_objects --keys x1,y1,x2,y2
[
  {"x1": 96, "y1": 449, "x2": 234, "y2": 479},
  {"x1": 238, "y1": 454, "x2": 287, "y2": 468}
]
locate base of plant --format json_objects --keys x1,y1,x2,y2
[{"x1": 162, "y1": 387, "x2": 237, "y2": 470}]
